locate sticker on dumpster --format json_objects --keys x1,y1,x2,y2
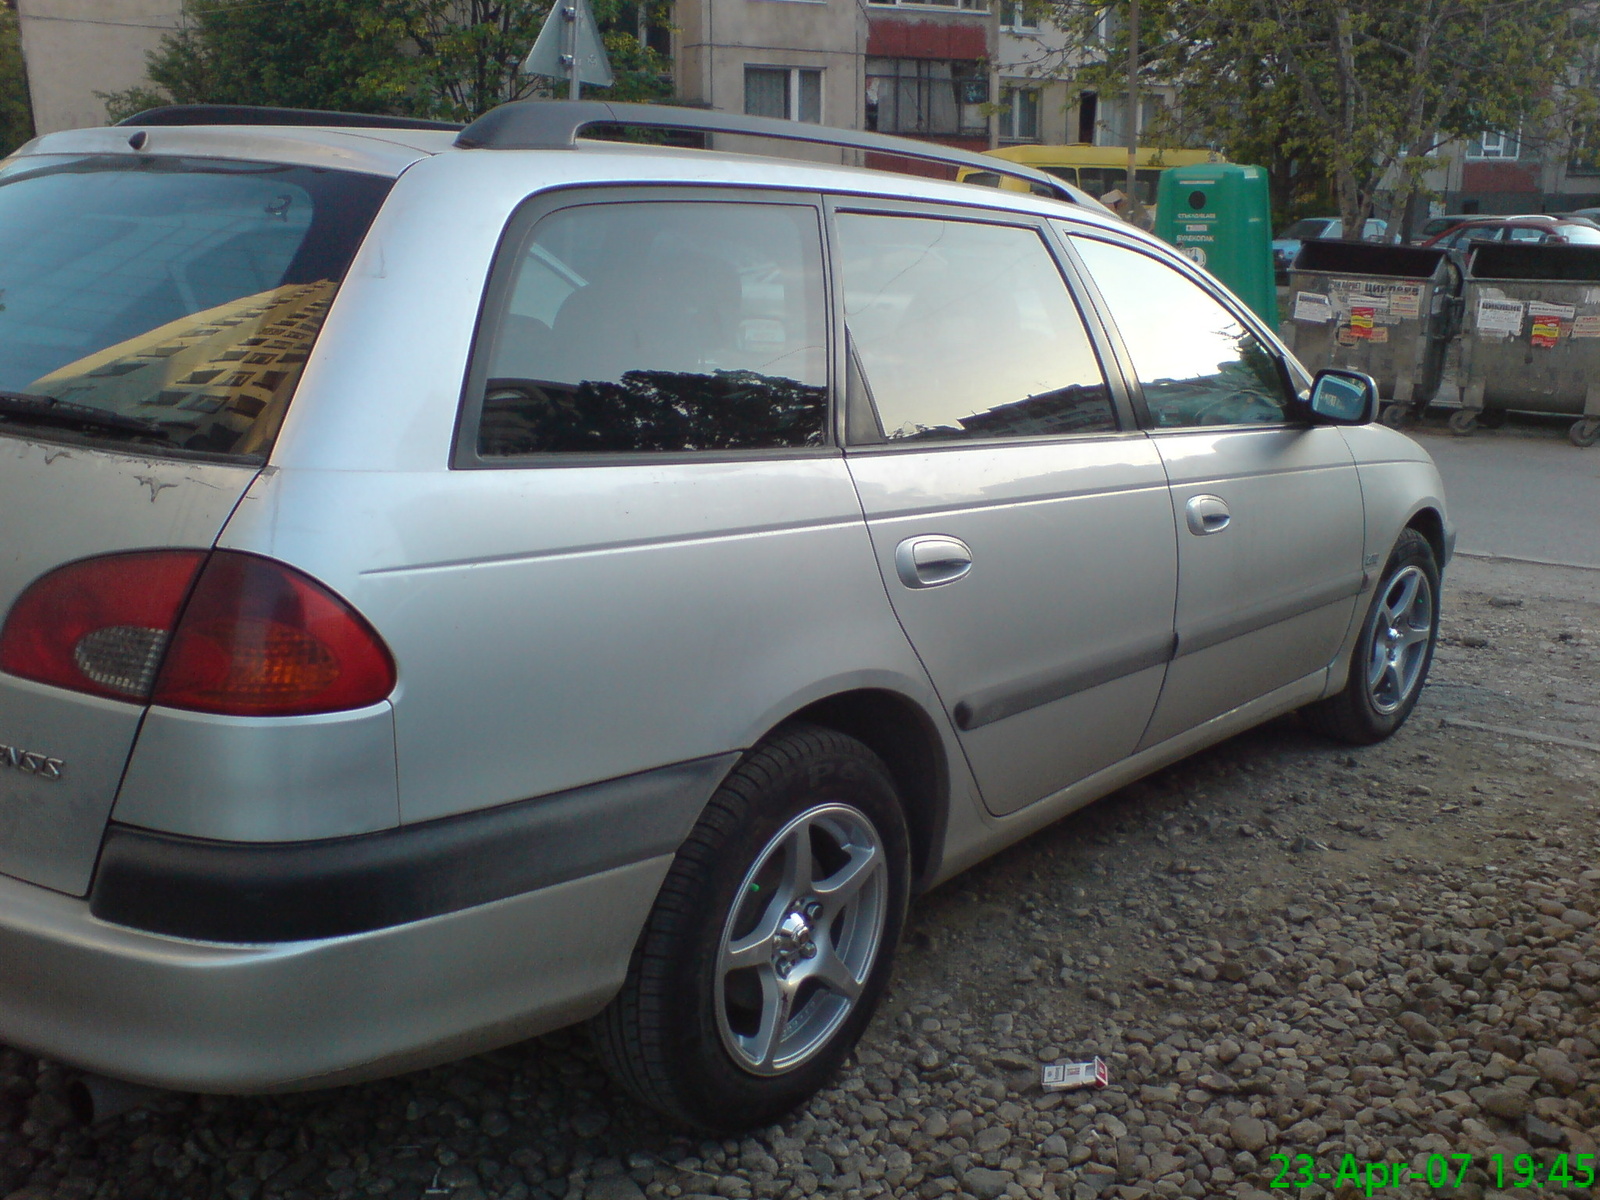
[
  {"x1": 1572, "y1": 314, "x2": 1600, "y2": 338},
  {"x1": 1367, "y1": 327, "x2": 1389, "y2": 343},
  {"x1": 1475, "y1": 298, "x2": 1524, "y2": 336},
  {"x1": 1349, "y1": 305, "x2": 1378, "y2": 337},
  {"x1": 1387, "y1": 285, "x2": 1423, "y2": 319},
  {"x1": 1528, "y1": 300, "x2": 1577, "y2": 321},
  {"x1": 1527, "y1": 300, "x2": 1575, "y2": 348},
  {"x1": 1293, "y1": 292, "x2": 1334, "y2": 323}
]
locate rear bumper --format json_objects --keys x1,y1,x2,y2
[
  {"x1": 0, "y1": 754, "x2": 736, "y2": 1092},
  {"x1": 0, "y1": 855, "x2": 671, "y2": 1092}
]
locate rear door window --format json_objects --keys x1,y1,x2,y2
[
  {"x1": 834, "y1": 213, "x2": 1115, "y2": 442},
  {"x1": 0, "y1": 155, "x2": 390, "y2": 460},
  {"x1": 467, "y1": 199, "x2": 828, "y2": 458}
]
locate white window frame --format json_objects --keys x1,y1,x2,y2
[
  {"x1": 1467, "y1": 129, "x2": 1520, "y2": 160},
  {"x1": 867, "y1": 0, "x2": 989, "y2": 11},
  {"x1": 1000, "y1": 1, "x2": 1039, "y2": 29},
  {"x1": 1000, "y1": 85, "x2": 1041, "y2": 142},
  {"x1": 744, "y1": 65, "x2": 824, "y2": 124}
]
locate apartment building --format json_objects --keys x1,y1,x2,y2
[
  {"x1": 1435, "y1": 129, "x2": 1600, "y2": 215},
  {"x1": 14, "y1": 0, "x2": 179, "y2": 134},
  {"x1": 674, "y1": 0, "x2": 1000, "y2": 156}
]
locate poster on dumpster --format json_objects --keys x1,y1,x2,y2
[
  {"x1": 1349, "y1": 304, "x2": 1378, "y2": 338},
  {"x1": 1475, "y1": 298, "x2": 1524, "y2": 337},
  {"x1": 1527, "y1": 300, "x2": 1576, "y2": 348},
  {"x1": 1293, "y1": 292, "x2": 1334, "y2": 323},
  {"x1": 1572, "y1": 314, "x2": 1600, "y2": 338}
]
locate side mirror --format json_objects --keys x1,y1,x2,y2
[{"x1": 1307, "y1": 369, "x2": 1378, "y2": 425}]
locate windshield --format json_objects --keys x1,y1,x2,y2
[
  {"x1": 1279, "y1": 218, "x2": 1336, "y2": 240},
  {"x1": 0, "y1": 154, "x2": 390, "y2": 459}
]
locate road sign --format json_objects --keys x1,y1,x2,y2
[{"x1": 521, "y1": 0, "x2": 614, "y2": 92}]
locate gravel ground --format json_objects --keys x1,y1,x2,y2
[{"x1": 1, "y1": 554, "x2": 1596, "y2": 1200}]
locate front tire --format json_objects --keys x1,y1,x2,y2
[
  {"x1": 1303, "y1": 528, "x2": 1440, "y2": 744},
  {"x1": 593, "y1": 725, "x2": 909, "y2": 1131}
]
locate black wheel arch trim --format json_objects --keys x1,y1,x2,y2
[{"x1": 89, "y1": 753, "x2": 740, "y2": 943}]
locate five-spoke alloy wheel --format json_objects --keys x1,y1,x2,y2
[
  {"x1": 594, "y1": 725, "x2": 908, "y2": 1131},
  {"x1": 716, "y1": 803, "x2": 888, "y2": 1075},
  {"x1": 1363, "y1": 563, "x2": 1434, "y2": 716},
  {"x1": 1304, "y1": 527, "x2": 1441, "y2": 744}
]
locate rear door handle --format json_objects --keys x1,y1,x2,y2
[
  {"x1": 1184, "y1": 494, "x2": 1231, "y2": 535},
  {"x1": 894, "y1": 536, "x2": 973, "y2": 588}
]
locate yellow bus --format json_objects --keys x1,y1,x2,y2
[{"x1": 957, "y1": 144, "x2": 1227, "y2": 211}]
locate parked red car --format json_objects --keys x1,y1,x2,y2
[{"x1": 1420, "y1": 215, "x2": 1600, "y2": 251}]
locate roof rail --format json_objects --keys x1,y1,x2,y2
[
  {"x1": 117, "y1": 105, "x2": 464, "y2": 133},
  {"x1": 454, "y1": 100, "x2": 1102, "y2": 209}
]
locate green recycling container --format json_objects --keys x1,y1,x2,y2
[{"x1": 1155, "y1": 163, "x2": 1277, "y2": 331}]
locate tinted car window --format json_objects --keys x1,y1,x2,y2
[
  {"x1": 1280, "y1": 218, "x2": 1336, "y2": 240},
  {"x1": 835, "y1": 214, "x2": 1114, "y2": 442},
  {"x1": 1070, "y1": 236, "x2": 1290, "y2": 428},
  {"x1": 478, "y1": 202, "x2": 827, "y2": 455},
  {"x1": 0, "y1": 155, "x2": 390, "y2": 459}
]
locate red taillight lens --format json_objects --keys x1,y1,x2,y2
[
  {"x1": 0, "y1": 551, "x2": 207, "y2": 702},
  {"x1": 0, "y1": 551, "x2": 395, "y2": 716},
  {"x1": 153, "y1": 553, "x2": 395, "y2": 716}
]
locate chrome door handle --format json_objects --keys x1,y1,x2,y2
[
  {"x1": 894, "y1": 535, "x2": 973, "y2": 588},
  {"x1": 1185, "y1": 494, "x2": 1231, "y2": 535}
]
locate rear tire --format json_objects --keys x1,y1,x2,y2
[
  {"x1": 593, "y1": 725, "x2": 909, "y2": 1132},
  {"x1": 1303, "y1": 528, "x2": 1440, "y2": 745}
]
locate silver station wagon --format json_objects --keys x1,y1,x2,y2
[{"x1": 0, "y1": 101, "x2": 1450, "y2": 1131}]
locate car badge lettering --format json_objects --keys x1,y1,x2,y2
[{"x1": 0, "y1": 743, "x2": 64, "y2": 782}]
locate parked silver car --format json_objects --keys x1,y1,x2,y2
[{"x1": 0, "y1": 101, "x2": 1451, "y2": 1132}]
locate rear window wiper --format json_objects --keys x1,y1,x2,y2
[{"x1": 0, "y1": 391, "x2": 171, "y2": 442}]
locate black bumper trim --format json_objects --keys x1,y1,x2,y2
[{"x1": 89, "y1": 754, "x2": 738, "y2": 943}]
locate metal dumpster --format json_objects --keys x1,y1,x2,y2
[
  {"x1": 1457, "y1": 242, "x2": 1600, "y2": 446},
  {"x1": 1282, "y1": 240, "x2": 1459, "y2": 425}
]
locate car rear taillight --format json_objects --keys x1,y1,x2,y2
[
  {"x1": 0, "y1": 551, "x2": 207, "y2": 703},
  {"x1": 0, "y1": 551, "x2": 395, "y2": 716}
]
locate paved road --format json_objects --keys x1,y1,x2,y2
[{"x1": 1407, "y1": 414, "x2": 1600, "y2": 569}]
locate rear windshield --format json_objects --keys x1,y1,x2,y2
[{"x1": 0, "y1": 154, "x2": 391, "y2": 460}]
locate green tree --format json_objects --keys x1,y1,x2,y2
[
  {"x1": 103, "y1": 0, "x2": 670, "y2": 126},
  {"x1": 1, "y1": 0, "x2": 34, "y2": 154},
  {"x1": 1050, "y1": 0, "x2": 1600, "y2": 240}
]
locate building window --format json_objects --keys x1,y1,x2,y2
[
  {"x1": 1467, "y1": 129, "x2": 1519, "y2": 160},
  {"x1": 1000, "y1": 1, "x2": 1039, "y2": 28},
  {"x1": 866, "y1": 59, "x2": 988, "y2": 137},
  {"x1": 1000, "y1": 86, "x2": 1040, "y2": 142},
  {"x1": 744, "y1": 67, "x2": 823, "y2": 124},
  {"x1": 868, "y1": 0, "x2": 988, "y2": 10}
]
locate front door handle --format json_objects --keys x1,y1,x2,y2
[
  {"x1": 1185, "y1": 494, "x2": 1231, "y2": 535},
  {"x1": 894, "y1": 535, "x2": 973, "y2": 588}
]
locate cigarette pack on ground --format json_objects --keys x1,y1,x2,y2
[{"x1": 1041, "y1": 1056, "x2": 1110, "y2": 1091}]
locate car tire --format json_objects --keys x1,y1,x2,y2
[
  {"x1": 1303, "y1": 528, "x2": 1440, "y2": 745},
  {"x1": 593, "y1": 724, "x2": 910, "y2": 1132}
]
